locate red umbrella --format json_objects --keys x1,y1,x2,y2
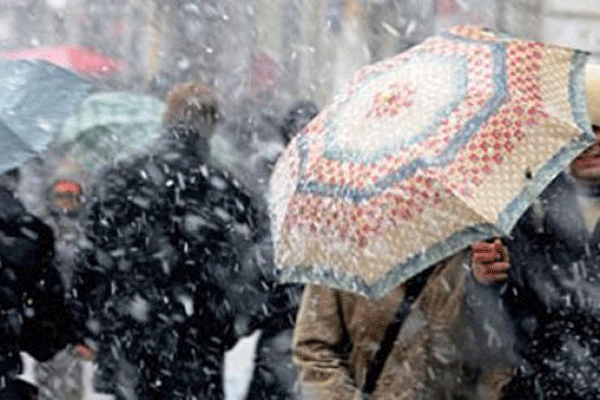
[{"x1": 0, "y1": 45, "x2": 124, "y2": 77}]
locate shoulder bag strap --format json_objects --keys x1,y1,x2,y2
[{"x1": 362, "y1": 266, "x2": 435, "y2": 395}]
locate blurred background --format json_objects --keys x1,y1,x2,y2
[
  {"x1": 3, "y1": 2, "x2": 600, "y2": 399},
  {"x1": 1, "y1": 0, "x2": 599, "y2": 113}
]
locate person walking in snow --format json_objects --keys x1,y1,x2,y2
[
  {"x1": 71, "y1": 82, "x2": 267, "y2": 400},
  {"x1": 0, "y1": 178, "x2": 76, "y2": 400},
  {"x1": 293, "y1": 245, "x2": 517, "y2": 400},
  {"x1": 243, "y1": 100, "x2": 319, "y2": 400}
]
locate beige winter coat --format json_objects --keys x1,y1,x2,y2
[{"x1": 292, "y1": 251, "x2": 512, "y2": 400}]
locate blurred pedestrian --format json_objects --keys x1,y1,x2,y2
[
  {"x1": 0, "y1": 176, "x2": 76, "y2": 400},
  {"x1": 15, "y1": 149, "x2": 90, "y2": 292},
  {"x1": 10, "y1": 136, "x2": 106, "y2": 400},
  {"x1": 209, "y1": 96, "x2": 285, "y2": 203},
  {"x1": 242, "y1": 100, "x2": 318, "y2": 400},
  {"x1": 71, "y1": 82, "x2": 266, "y2": 400}
]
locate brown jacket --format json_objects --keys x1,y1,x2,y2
[{"x1": 292, "y1": 251, "x2": 512, "y2": 400}]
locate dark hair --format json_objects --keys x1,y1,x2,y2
[
  {"x1": 163, "y1": 82, "x2": 220, "y2": 132},
  {"x1": 280, "y1": 100, "x2": 318, "y2": 145}
]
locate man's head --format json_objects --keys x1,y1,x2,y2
[
  {"x1": 570, "y1": 126, "x2": 600, "y2": 182},
  {"x1": 162, "y1": 82, "x2": 221, "y2": 160},
  {"x1": 0, "y1": 168, "x2": 20, "y2": 193},
  {"x1": 163, "y1": 82, "x2": 220, "y2": 138}
]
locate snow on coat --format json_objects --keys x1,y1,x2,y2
[
  {"x1": 501, "y1": 172, "x2": 600, "y2": 399},
  {"x1": 0, "y1": 186, "x2": 74, "y2": 381},
  {"x1": 71, "y1": 123, "x2": 269, "y2": 400}
]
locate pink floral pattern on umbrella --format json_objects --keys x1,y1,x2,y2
[
  {"x1": 270, "y1": 26, "x2": 595, "y2": 298},
  {"x1": 367, "y1": 83, "x2": 416, "y2": 118}
]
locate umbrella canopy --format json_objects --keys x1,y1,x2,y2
[
  {"x1": 56, "y1": 91, "x2": 165, "y2": 172},
  {"x1": 0, "y1": 46, "x2": 124, "y2": 77},
  {"x1": 269, "y1": 25, "x2": 596, "y2": 298},
  {"x1": 0, "y1": 59, "x2": 94, "y2": 175}
]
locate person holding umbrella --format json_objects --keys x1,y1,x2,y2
[
  {"x1": 270, "y1": 26, "x2": 600, "y2": 400},
  {"x1": 469, "y1": 124, "x2": 600, "y2": 399},
  {"x1": 293, "y1": 249, "x2": 517, "y2": 400},
  {"x1": 71, "y1": 82, "x2": 266, "y2": 400},
  {"x1": 0, "y1": 58, "x2": 93, "y2": 399}
]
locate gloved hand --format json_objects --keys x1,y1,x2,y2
[{"x1": 470, "y1": 239, "x2": 509, "y2": 284}]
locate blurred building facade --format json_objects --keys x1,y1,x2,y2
[
  {"x1": 504, "y1": 0, "x2": 600, "y2": 53},
  {"x1": 0, "y1": 0, "x2": 599, "y2": 108}
]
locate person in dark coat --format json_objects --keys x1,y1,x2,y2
[
  {"x1": 0, "y1": 178, "x2": 75, "y2": 400},
  {"x1": 209, "y1": 97, "x2": 284, "y2": 204},
  {"x1": 71, "y1": 83, "x2": 267, "y2": 400},
  {"x1": 472, "y1": 128, "x2": 600, "y2": 399},
  {"x1": 243, "y1": 100, "x2": 318, "y2": 400},
  {"x1": 243, "y1": 276, "x2": 302, "y2": 400},
  {"x1": 278, "y1": 100, "x2": 319, "y2": 145}
]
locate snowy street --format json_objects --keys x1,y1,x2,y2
[{"x1": 18, "y1": 330, "x2": 262, "y2": 400}]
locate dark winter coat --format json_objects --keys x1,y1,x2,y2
[
  {"x1": 210, "y1": 100, "x2": 284, "y2": 203},
  {"x1": 0, "y1": 187, "x2": 74, "y2": 382},
  {"x1": 242, "y1": 100, "x2": 318, "y2": 400},
  {"x1": 244, "y1": 281, "x2": 302, "y2": 400},
  {"x1": 71, "y1": 126, "x2": 268, "y2": 400},
  {"x1": 501, "y1": 172, "x2": 600, "y2": 399}
]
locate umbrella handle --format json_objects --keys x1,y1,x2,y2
[{"x1": 586, "y1": 63, "x2": 600, "y2": 127}]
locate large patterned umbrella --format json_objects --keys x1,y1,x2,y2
[{"x1": 269, "y1": 26, "x2": 596, "y2": 298}]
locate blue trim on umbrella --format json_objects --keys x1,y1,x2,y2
[
  {"x1": 322, "y1": 53, "x2": 470, "y2": 161},
  {"x1": 295, "y1": 39, "x2": 508, "y2": 204},
  {"x1": 439, "y1": 31, "x2": 511, "y2": 44},
  {"x1": 570, "y1": 51, "x2": 595, "y2": 135},
  {"x1": 495, "y1": 51, "x2": 595, "y2": 234},
  {"x1": 280, "y1": 50, "x2": 596, "y2": 299},
  {"x1": 277, "y1": 223, "x2": 501, "y2": 298}
]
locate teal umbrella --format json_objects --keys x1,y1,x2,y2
[
  {"x1": 58, "y1": 92, "x2": 165, "y2": 171},
  {"x1": 0, "y1": 60, "x2": 94, "y2": 174}
]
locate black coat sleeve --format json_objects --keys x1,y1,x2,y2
[{"x1": 0, "y1": 188, "x2": 74, "y2": 363}]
